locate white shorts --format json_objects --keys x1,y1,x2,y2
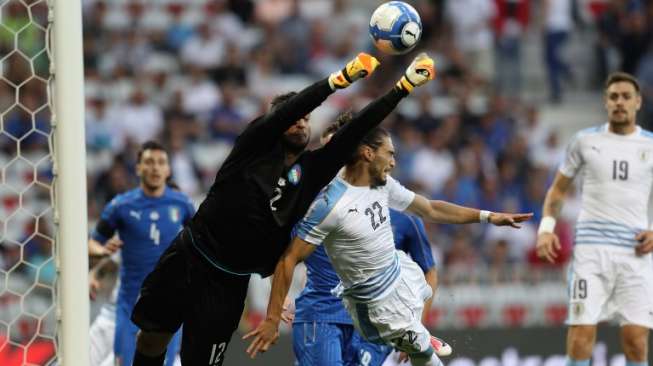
[
  {"x1": 567, "y1": 245, "x2": 653, "y2": 328},
  {"x1": 90, "y1": 305, "x2": 116, "y2": 366},
  {"x1": 342, "y1": 251, "x2": 433, "y2": 355}
]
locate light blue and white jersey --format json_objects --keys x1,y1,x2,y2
[
  {"x1": 560, "y1": 123, "x2": 653, "y2": 247},
  {"x1": 295, "y1": 175, "x2": 415, "y2": 302}
]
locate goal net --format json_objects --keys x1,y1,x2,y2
[
  {"x1": 0, "y1": 0, "x2": 57, "y2": 364},
  {"x1": 1, "y1": 0, "x2": 88, "y2": 364}
]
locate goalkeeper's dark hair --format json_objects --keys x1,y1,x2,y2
[
  {"x1": 270, "y1": 91, "x2": 298, "y2": 110},
  {"x1": 347, "y1": 127, "x2": 390, "y2": 165},
  {"x1": 321, "y1": 110, "x2": 354, "y2": 139},
  {"x1": 605, "y1": 71, "x2": 640, "y2": 94},
  {"x1": 137, "y1": 140, "x2": 168, "y2": 163}
]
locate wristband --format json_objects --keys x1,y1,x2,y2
[
  {"x1": 538, "y1": 216, "x2": 556, "y2": 234},
  {"x1": 479, "y1": 210, "x2": 491, "y2": 223}
]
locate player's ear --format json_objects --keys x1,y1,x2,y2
[
  {"x1": 135, "y1": 161, "x2": 143, "y2": 178},
  {"x1": 362, "y1": 145, "x2": 375, "y2": 162}
]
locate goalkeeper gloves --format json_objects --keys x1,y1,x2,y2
[
  {"x1": 328, "y1": 52, "x2": 381, "y2": 90},
  {"x1": 396, "y1": 53, "x2": 435, "y2": 93}
]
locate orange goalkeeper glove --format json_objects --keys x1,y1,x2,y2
[
  {"x1": 328, "y1": 52, "x2": 380, "y2": 90},
  {"x1": 396, "y1": 53, "x2": 435, "y2": 93}
]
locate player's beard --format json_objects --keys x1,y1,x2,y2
[
  {"x1": 282, "y1": 133, "x2": 309, "y2": 155},
  {"x1": 610, "y1": 109, "x2": 630, "y2": 125},
  {"x1": 369, "y1": 166, "x2": 387, "y2": 189}
]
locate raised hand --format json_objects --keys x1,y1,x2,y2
[
  {"x1": 328, "y1": 52, "x2": 381, "y2": 90},
  {"x1": 396, "y1": 52, "x2": 436, "y2": 93}
]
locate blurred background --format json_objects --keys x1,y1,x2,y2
[{"x1": 1, "y1": 0, "x2": 652, "y2": 364}]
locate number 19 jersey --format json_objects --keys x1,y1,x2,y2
[
  {"x1": 560, "y1": 124, "x2": 653, "y2": 247},
  {"x1": 560, "y1": 124, "x2": 653, "y2": 328}
]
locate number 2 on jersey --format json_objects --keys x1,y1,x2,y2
[{"x1": 365, "y1": 201, "x2": 386, "y2": 230}]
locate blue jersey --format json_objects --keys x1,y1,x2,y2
[
  {"x1": 294, "y1": 209, "x2": 435, "y2": 324},
  {"x1": 92, "y1": 187, "x2": 195, "y2": 306}
]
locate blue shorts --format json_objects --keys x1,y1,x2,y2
[
  {"x1": 292, "y1": 322, "x2": 391, "y2": 366},
  {"x1": 115, "y1": 300, "x2": 181, "y2": 366}
]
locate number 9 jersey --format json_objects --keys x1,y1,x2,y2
[{"x1": 559, "y1": 123, "x2": 653, "y2": 328}]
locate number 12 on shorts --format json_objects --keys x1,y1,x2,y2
[
  {"x1": 571, "y1": 278, "x2": 587, "y2": 299},
  {"x1": 208, "y1": 342, "x2": 226, "y2": 365}
]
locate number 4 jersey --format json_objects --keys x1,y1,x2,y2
[
  {"x1": 294, "y1": 174, "x2": 415, "y2": 299},
  {"x1": 560, "y1": 123, "x2": 653, "y2": 247},
  {"x1": 92, "y1": 187, "x2": 195, "y2": 306}
]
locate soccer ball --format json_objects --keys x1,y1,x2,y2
[{"x1": 369, "y1": 1, "x2": 422, "y2": 55}]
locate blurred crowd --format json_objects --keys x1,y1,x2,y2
[{"x1": 1, "y1": 0, "x2": 653, "y2": 333}]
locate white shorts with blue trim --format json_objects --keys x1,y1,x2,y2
[
  {"x1": 567, "y1": 244, "x2": 653, "y2": 328},
  {"x1": 342, "y1": 251, "x2": 433, "y2": 354}
]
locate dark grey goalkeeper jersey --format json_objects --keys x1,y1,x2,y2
[{"x1": 188, "y1": 78, "x2": 407, "y2": 276}]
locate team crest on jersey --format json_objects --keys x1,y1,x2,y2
[
  {"x1": 169, "y1": 207, "x2": 180, "y2": 223},
  {"x1": 572, "y1": 302, "x2": 584, "y2": 317},
  {"x1": 149, "y1": 211, "x2": 159, "y2": 221},
  {"x1": 288, "y1": 164, "x2": 302, "y2": 185},
  {"x1": 638, "y1": 149, "x2": 651, "y2": 162}
]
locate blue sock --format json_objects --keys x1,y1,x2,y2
[
  {"x1": 566, "y1": 358, "x2": 590, "y2": 366},
  {"x1": 625, "y1": 362, "x2": 648, "y2": 366}
]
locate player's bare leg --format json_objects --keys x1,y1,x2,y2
[
  {"x1": 566, "y1": 325, "x2": 596, "y2": 366},
  {"x1": 133, "y1": 330, "x2": 174, "y2": 365},
  {"x1": 620, "y1": 325, "x2": 649, "y2": 362}
]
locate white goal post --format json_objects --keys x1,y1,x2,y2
[{"x1": 51, "y1": 0, "x2": 89, "y2": 365}]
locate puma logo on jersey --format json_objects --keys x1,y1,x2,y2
[
  {"x1": 347, "y1": 207, "x2": 358, "y2": 214},
  {"x1": 129, "y1": 210, "x2": 141, "y2": 220},
  {"x1": 590, "y1": 146, "x2": 601, "y2": 154}
]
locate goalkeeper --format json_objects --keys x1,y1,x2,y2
[{"x1": 131, "y1": 53, "x2": 436, "y2": 366}]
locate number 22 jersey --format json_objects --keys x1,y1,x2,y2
[{"x1": 295, "y1": 175, "x2": 415, "y2": 302}]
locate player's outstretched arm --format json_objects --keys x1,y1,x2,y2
[
  {"x1": 243, "y1": 237, "x2": 317, "y2": 359},
  {"x1": 232, "y1": 53, "x2": 379, "y2": 155},
  {"x1": 262, "y1": 53, "x2": 379, "y2": 133},
  {"x1": 405, "y1": 194, "x2": 533, "y2": 226},
  {"x1": 536, "y1": 172, "x2": 574, "y2": 263},
  {"x1": 314, "y1": 54, "x2": 435, "y2": 182}
]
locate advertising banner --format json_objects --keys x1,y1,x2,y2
[{"x1": 225, "y1": 326, "x2": 650, "y2": 365}]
